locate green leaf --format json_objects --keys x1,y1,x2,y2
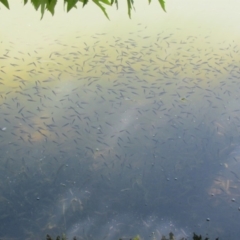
[
  {"x1": 29, "y1": 0, "x2": 58, "y2": 18},
  {"x1": 41, "y1": 5, "x2": 45, "y2": 16},
  {"x1": 38, "y1": 0, "x2": 51, "y2": 20},
  {"x1": 115, "y1": 0, "x2": 118, "y2": 9},
  {"x1": 158, "y1": 0, "x2": 166, "y2": 12},
  {"x1": 0, "y1": 0, "x2": 10, "y2": 9},
  {"x1": 127, "y1": 0, "x2": 134, "y2": 19},
  {"x1": 79, "y1": 0, "x2": 88, "y2": 7},
  {"x1": 99, "y1": 0, "x2": 111, "y2": 6},
  {"x1": 46, "y1": 0, "x2": 57, "y2": 15},
  {"x1": 110, "y1": 0, "x2": 118, "y2": 9},
  {"x1": 93, "y1": 0, "x2": 110, "y2": 20},
  {"x1": 40, "y1": 0, "x2": 46, "y2": 19},
  {"x1": 82, "y1": 0, "x2": 88, "y2": 8},
  {"x1": 31, "y1": 0, "x2": 41, "y2": 11},
  {"x1": 65, "y1": 0, "x2": 78, "y2": 12}
]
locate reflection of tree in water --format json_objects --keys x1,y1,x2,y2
[{"x1": 1, "y1": 116, "x2": 240, "y2": 239}]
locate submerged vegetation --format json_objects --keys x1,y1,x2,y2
[
  {"x1": 45, "y1": 232, "x2": 219, "y2": 240},
  {"x1": 0, "y1": 0, "x2": 166, "y2": 19}
]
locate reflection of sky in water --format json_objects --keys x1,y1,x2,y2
[{"x1": 1, "y1": 1, "x2": 240, "y2": 240}]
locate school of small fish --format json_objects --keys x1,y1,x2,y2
[{"x1": 1, "y1": 23, "x2": 240, "y2": 239}]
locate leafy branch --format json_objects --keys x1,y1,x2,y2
[{"x1": 0, "y1": 0, "x2": 166, "y2": 20}]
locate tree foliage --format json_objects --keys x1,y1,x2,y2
[{"x1": 0, "y1": 0, "x2": 166, "y2": 19}]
